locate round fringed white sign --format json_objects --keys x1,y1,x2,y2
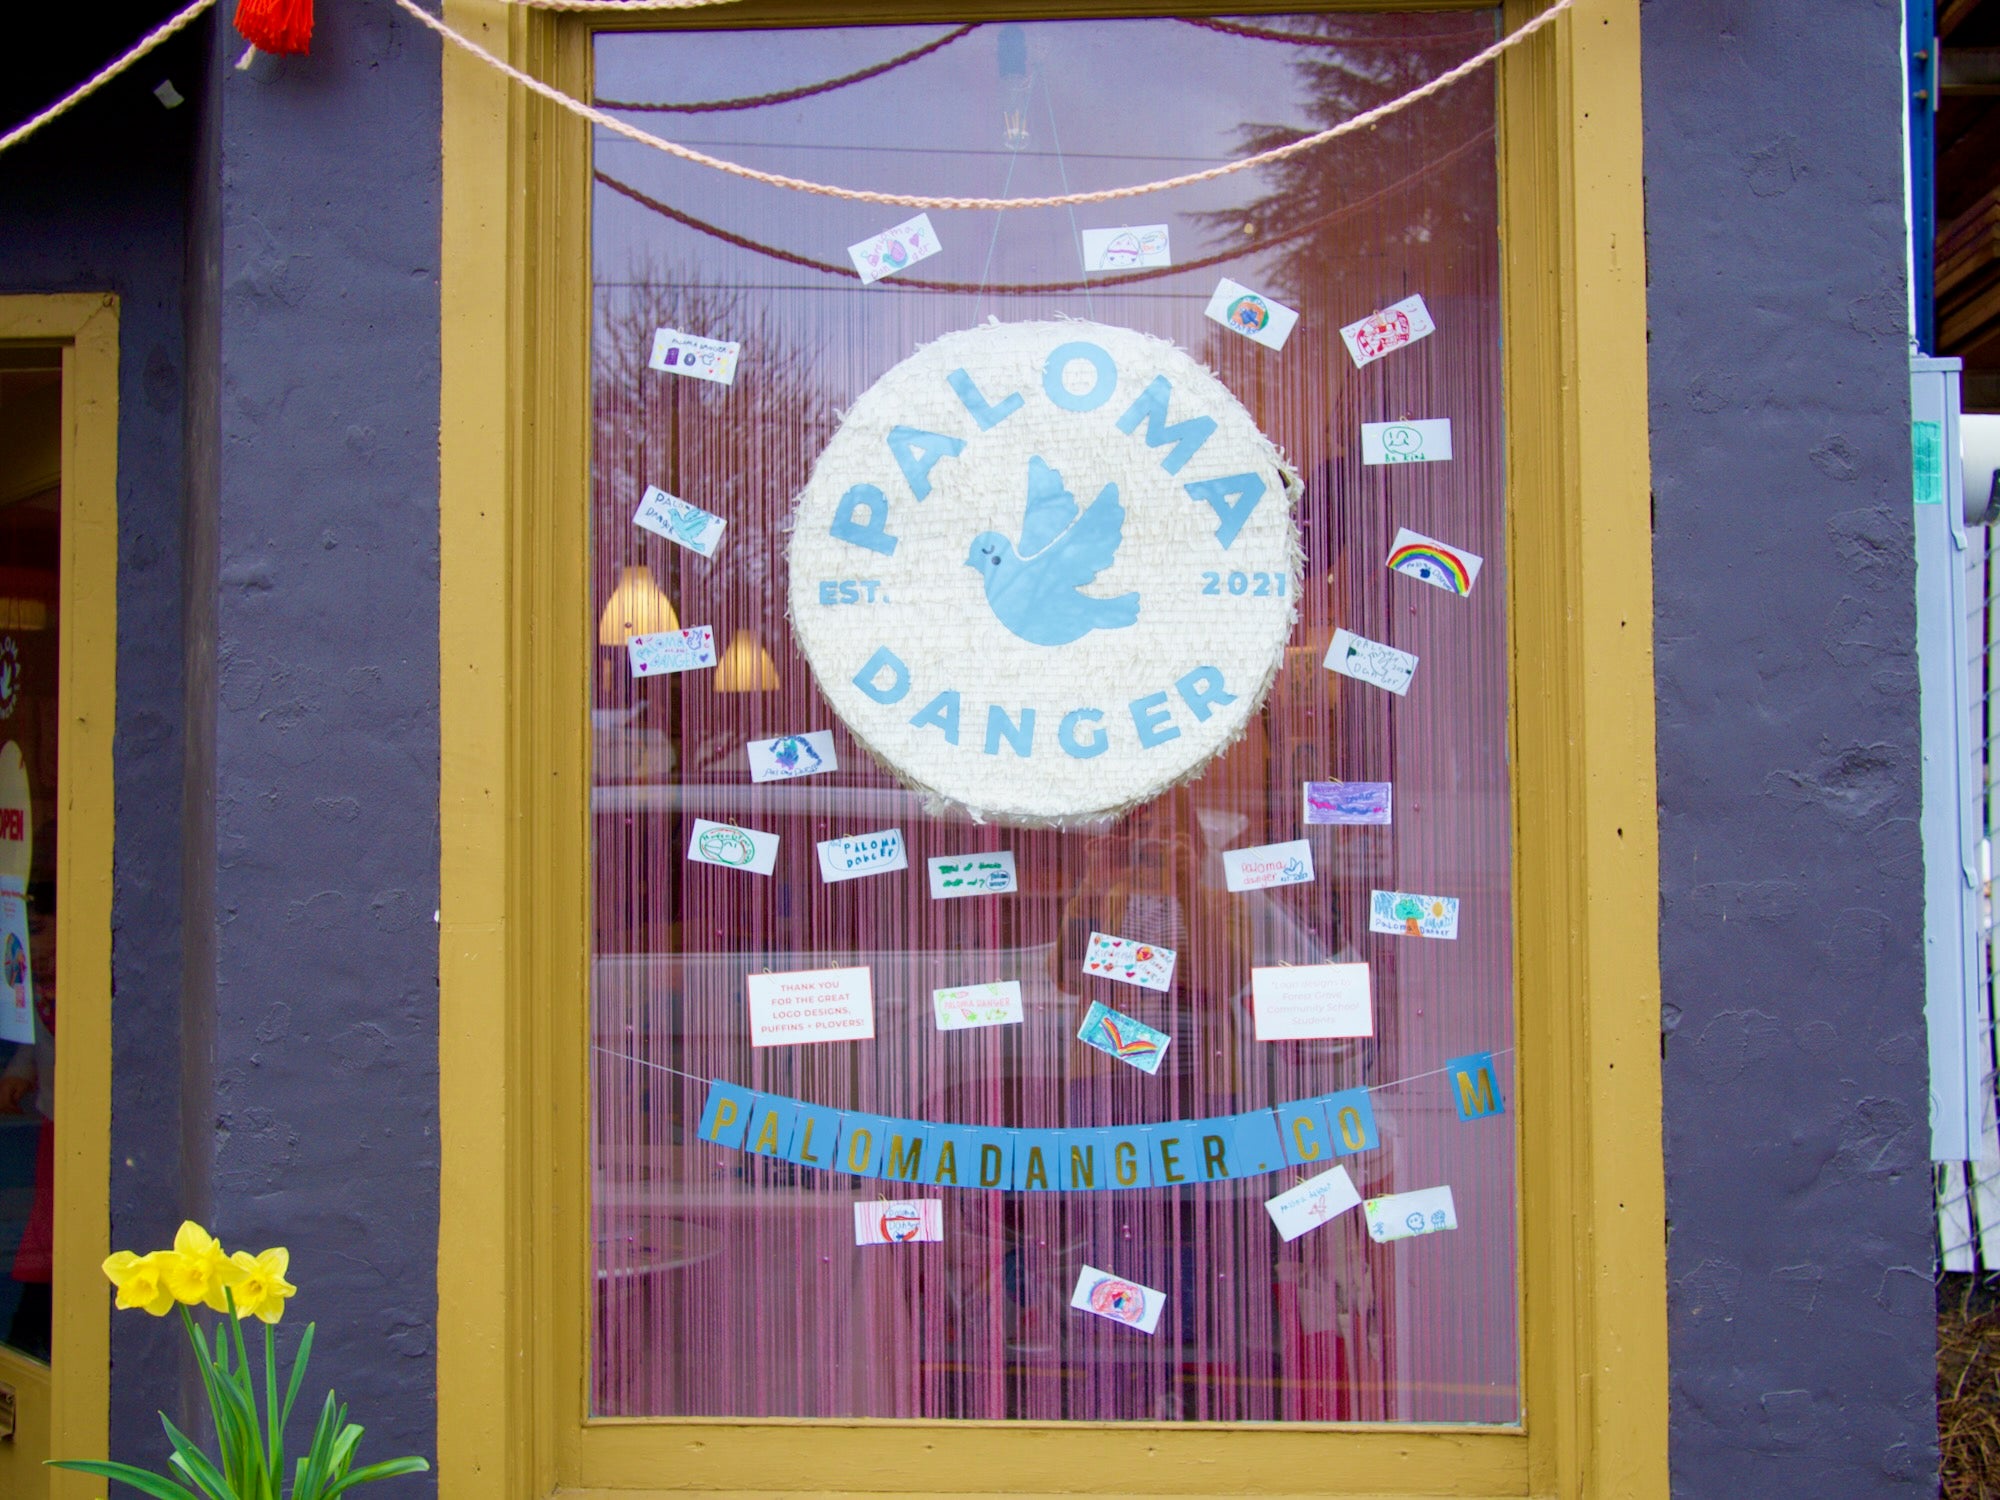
[{"x1": 787, "y1": 320, "x2": 1301, "y2": 824}]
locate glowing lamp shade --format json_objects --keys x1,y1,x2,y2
[
  {"x1": 714, "y1": 630, "x2": 779, "y2": 693},
  {"x1": 598, "y1": 565, "x2": 678, "y2": 645}
]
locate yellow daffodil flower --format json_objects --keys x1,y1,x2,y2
[
  {"x1": 102, "y1": 1250, "x2": 178, "y2": 1316},
  {"x1": 162, "y1": 1221, "x2": 246, "y2": 1312},
  {"x1": 226, "y1": 1247, "x2": 296, "y2": 1324}
]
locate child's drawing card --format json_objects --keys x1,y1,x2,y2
[
  {"x1": 686, "y1": 819, "x2": 780, "y2": 876},
  {"x1": 1076, "y1": 1000, "x2": 1171, "y2": 1076},
  {"x1": 1070, "y1": 1265, "x2": 1166, "y2": 1334},
  {"x1": 816, "y1": 828, "x2": 909, "y2": 883},
  {"x1": 1339, "y1": 293, "x2": 1436, "y2": 368},
  {"x1": 1386, "y1": 528, "x2": 1483, "y2": 598},
  {"x1": 1325, "y1": 628, "x2": 1418, "y2": 696},
  {"x1": 1303, "y1": 781, "x2": 1392, "y2": 826},
  {"x1": 1082, "y1": 931, "x2": 1176, "y2": 992},
  {"x1": 1364, "y1": 1186, "x2": 1458, "y2": 1243},
  {"x1": 1080, "y1": 225, "x2": 1171, "y2": 271},
  {"x1": 1204, "y1": 277, "x2": 1300, "y2": 351},
  {"x1": 853, "y1": 1200, "x2": 944, "y2": 1246},
  {"x1": 927, "y1": 852, "x2": 1018, "y2": 898},
  {"x1": 746, "y1": 730, "x2": 837, "y2": 783},
  {"x1": 1360, "y1": 418, "x2": 1452, "y2": 464},
  {"x1": 1221, "y1": 838, "x2": 1315, "y2": 892},
  {"x1": 628, "y1": 626, "x2": 717, "y2": 678},
  {"x1": 632, "y1": 485, "x2": 726, "y2": 557},
  {"x1": 1368, "y1": 889, "x2": 1461, "y2": 940},
  {"x1": 932, "y1": 980, "x2": 1025, "y2": 1032},
  {"x1": 849, "y1": 213, "x2": 941, "y2": 285},
  {"x1": 648, "y1": 327, "x2": 741, "y2": 385},
  {"x1": 1264, "y1": 1165, "x2": 1363, "y2": 1242}
]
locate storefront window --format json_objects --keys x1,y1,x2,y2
[{"x1": 588, "y1": 11, "x2": 1514, "y2": 1425}]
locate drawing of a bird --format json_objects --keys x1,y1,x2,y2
[{"x1": 964, "y1": 456, "x2": 1141, "y2": 647}]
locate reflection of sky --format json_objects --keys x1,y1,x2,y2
[{"x1": 591, "y1": 16, "x2": 1494, "y2": 346}]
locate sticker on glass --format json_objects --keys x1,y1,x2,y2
[
  {"x1": 1077, "y1": 999, "x2": 1171, "y2": 1075},
  {"x1": 927, "y1": 852, "x2": 1018, "y2": 898},
  {"x1": 648, "y1": 327, "x2": 740, "y2": 386},
  {"x1": 1325, "y1": 628, "x2": 1417, "y2": 696},
  {"x1": 816, "y1": 828, "x2": 909, "y2": 883},
  {"x1": 632, "y1": 485, "x2": 726, "y2": 558},
  {"x1": 1250, "y1": 962, "x2": 1372, "y2": 1041},
  {"x1": 745, "y1": 965, "x2": 875, "y2": 1048},
  {"x1": 1303, "y1": 781, "x2": 1391, "y2": 826},
  {"x1": 1339, "y1": 294, "x2": 1436, "y2": 368},
  {"x1": 746, "y1": 730, "x2": 838, "y2": 783},
  {"x1": 1369, "y1": 889, "x2": 1460, "y2": 940},
  {"x1": 1364, "y1": 1186, "x2": 1458, "y2": 1242},
  {"x1": 854, "y1": 1199, "x2": 944, "y2": 1245},
  {"x1": 1361, "y1": 418, "x2": 1452, "y2": 465},
  {"x1": 628, "y1": 626, "x2": 717, "y2": 678},
  {"x1": 1221, "y1": 838, "x2": 1315, "y2": 893},
  {"x1": 1386, "y1": 527, "x2": 1483, "y2": 598},
  {"x1": 933, "y1": 980, "x2": 1025, "y2": 1031},
  {"x1": 1082, "y1": 931, "x2": 1176, "y2": 992},
  {"x1": 1070, "y1": 1264, "x2": 1165, "y2": 1334},
  {"x1": 686, "y1": 818, "x2": 780, "y2": 876},
  {"x1": 1080, "y1": 224, "x2": 1170, "y2": 271},
  {"x1": 1204, "y1": 276, "x2": 1299, "y2": 351},
  {"x1": 849, "y1": 213, "x2": 941, "y2": 285},
  {"x1": 1264, "y1": 1165, "x2": 1362, "y2": 1242}
]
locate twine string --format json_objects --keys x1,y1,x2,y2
[
  {"x1": 0, "y1": 0, "x2": 217, "y2": 158},
  {"x1": 594, "y1": 23, "x2": 976, "y2": 113}
]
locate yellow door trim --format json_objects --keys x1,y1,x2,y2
[
  {"x1": 0, "y1": 292, "x2": 119, "y2": 1500},
  {"x1": 435, "y1": 3, "x2": 1665, "y2": 1495}
]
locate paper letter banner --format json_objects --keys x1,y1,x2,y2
[
  {"x1": 648, "y1": 326, "x2": 741, "y2": 385},
  {"x1": 928, "y1": 851, "x2": 1017, "y2": 898},
  {"x1": 855, "y1": 1200, "x2": 944, "y2": 1245},
  {"x1": 1303, "y1": 780, "x2": 1391, "y2": 826},
  {"x1": 633, "y1": 485, "x2": 726, "y2": 557},
  {"x1": 1339, "y1": 294, "x2": 1436, "y2": 368},
  {"x1": 629, "y1": 626, "x2": 718, "y2": 678},
  {"x1": 849, "y1": 213, "x2": 941, "y2": 284},
  {"x1": 1326, "y1": 628, "x2": 1417, "y2": 695},
  {"x1": 1265, "y1": 1165, "x2": 1362, "y2": 1242},
  {"x1": 1369, "y1": 889, "x2": 1461, "y2": 940},
  {"x1": 1251, "y1": 963, "x2": 1373, "y2": 1041},
  {"x1": 1361, "y1": 418, "x2": 1452, "y2": 465},
  {"x1": 1080, "y1": 225, "x2": 1170, "y2": 271},
  {"x1": 1222, "y1": 838, "x2": 1315, "y2": 892},
  {"x1": 745, "y1": 966, "x2": 876, "y2": 1048},
  {"x1": 1072, "y1": 1265, "x2": 1166, "y2": 1334},
  {"x1": 1445, "y1": 1052, "x2": 1505, "y2": 1119},
  {"x1": 933, "y1": 980, "x2": 1024, "y2": 1031},
  {"x1": 1386, "y1": 527, "x2": 1483, "y2": 598},
  {"x1": 747, "y1": 730, "x2": 838, "y2": 783},
  {"x1": 687, "y1": 818, "x2": 780, "y2": 876},
  {"x1": 1365, "y1": 1186, "x2": 1458, "y2": 1242},
  {"x1": 815, "y1": 828, "x2": 909, "y2": 883}
]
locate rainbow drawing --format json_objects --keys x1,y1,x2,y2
[
  {"x1": 1077, "y1": 1000, "x2": 1171, "y2": 1075},
  {"x1": 1385, "y1": 526, "x2": 1483, "y2": 597}
]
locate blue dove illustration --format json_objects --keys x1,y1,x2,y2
[{"x1": 964, "y1": 456, "x2": 1141, "y2": 647}]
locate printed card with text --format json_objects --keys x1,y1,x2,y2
[
  {"x1": 853, "y1": 1200, "x2": 944, "y2": 1246},
  {"x1": 849, "y1": 213, "x2": 941, "y2": 285},
  {"x1": 1369, "y1": 890, "x2": 1461, "y2": 940},
  {"x1": 1339, "y1": 293, "x2": 1436, "y2": 368},
  {"x1": 746, "y1": 730, "x2": 838, "y2": 783},
  {"x1": 1080, "y1": 224, "x2": 1171, "y2": 271},
  {"x1": 1386, "y1": 527, "x2": 1483, "y2": 598},
  {"x1": 1360, "y1": 418, "x2": 1453, "y2": 465},
  {"x1": 1070, "y1": 1265, "x2": 1166, "y2": 1334},
  {"x1": 816, "y1": 828, "x2": 909, "y2": 884},
  {"x1": 1325, "y1": 628, "x2": 1418, "y2": 696},
  {"x1": 1303, "y1": 781, "x2": 1392, "y2": 826},
  {"x1": 1364, "y1": 1186, "x2": 1458, "y2": 1243},
  {"x1": 1264, "y1": 1165, "x2": 1363, "y2": 1242},
  {"x1": 648, "y1": 326, "x2": 741, "y2": 385},
  {"x1": 1077, "y1": 1000, "x2": 1172, "y2": 1076},
  {"x1": 1204, "y1": 276, "x2": 1300, "y2": 351},
  {"x1": 928, "y1": 852, "x2": 1018, "y2": 898},
  {"x1": 632, "y1": 485, "x2": 726, "y2": 558},
  {"x1": 1222, "y1": 838, "x2": 1316, "y2": 893},
  {"x1": 628, "y1": 626, "x2": 717, "y2": 679},
  {"x1": 745, "y1": 965, "x2": 875, "y2": 1048},
  {"x1": 1251, "y1": 963, "x2": 1373, "y2": 1041},
  {"x1": 932, "y1": 980, "x2": 1025, "y2": 1032},
  {"x1": 686, "y1": 818, "x2": 780, "y2": 876},
  {"x1": 1082, "y1": 931, "x2": 1177, "y2": 992}
]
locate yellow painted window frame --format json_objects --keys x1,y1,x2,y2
[
  {"x1": 0, "y1": 293, "x2": 119, "y2": 1500},
  {"x1": 435, "y1": 2, "x2": 1665, "y2": 1495}
]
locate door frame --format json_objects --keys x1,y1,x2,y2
[{"x1": 0, "y1": 293, "x2": 118, "y2": 1500}]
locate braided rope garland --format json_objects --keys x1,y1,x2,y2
[
  {"x1": 595, "y1": 23, "x2": 975, "y2": 113},
  {"x1": 0, "y1": 0, "x2": 217, "y2": 158}
]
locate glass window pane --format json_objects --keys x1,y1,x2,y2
[{"x1": 589, "y1": 11, "x2": 1515, "y2": 1425}]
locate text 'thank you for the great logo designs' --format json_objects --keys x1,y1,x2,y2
[{"x1": 787, "y1": 321, "x2": 1301, "y2": 824}]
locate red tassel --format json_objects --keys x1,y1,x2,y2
[{"x1": 233, "y1": 0, "x2": 313, "y2": 55}]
